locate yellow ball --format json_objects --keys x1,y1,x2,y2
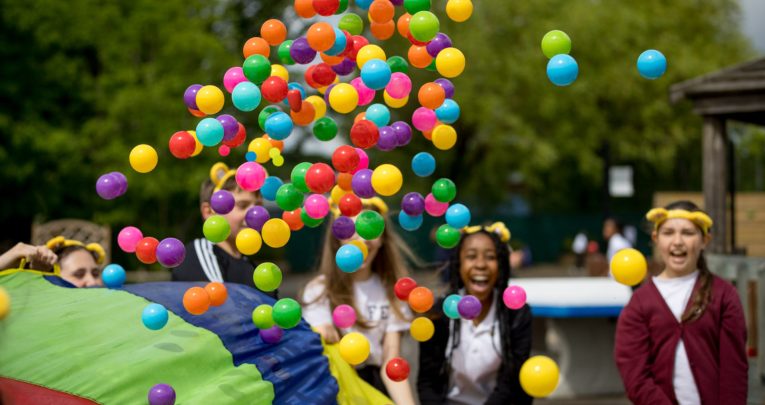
[
  {"x1": 446, "y1": 0, "x2": 474, "y2": 22},
  {"x1": 236, "y1": 228, "x2": 263, "y2": 255},
  {"x1": 330, "y1": 184, "x2": 350, "y2": 205},
  {"x1": 432, "y1": 125, "x2": 457, "y2": 150},
  {"x1": 129, "y1": 144, "x2": 158, "y2": 173},
  {"x1": 248, "y1": 138, "x2": 273, "y2": 163},
  {"x1": 410, "y1": 316, "x2": 434, "y2": 342},
  {"x1": 187, "y1": 130, "x2": 204, "y2": 157},
  {"x1": 195, "y1": 85, "x2": 225, "y2": 115},
  {"x1": 356, "y1": 45, "x2": 386, "y2": 69},
  {"x1": 318, "y1": 77, "x2": 340, "y2": 95},
  {"x1": 348, "y1": 240, "x2": 369, "y2": 260},
  {"x1": 520, "y1": 355, "x2": 560, "y2": 398},
  {"x1": 306, "y1": 95, "x2": 327, "y2": 119},
  {"x1": 0, "y1": 286, "x2": 10, "y2": 320},
  {"x1": 338, "y1": 332, "x2": 371, "y2": 365},
  {"x1": 371, "y1": 164, "x2": 403, "y2": 196},
  {"x1": 328, "y1": 83, "x2": 359, "y2": 114},
  {"x1": 262, "y1": 218, "x2": 291, "y2": 248},
  {"x1": 384, "y1": 91, "x2": 409, "y2": 108},
  {"x1": 611, "y1": 248, "x2": 648, "y2": 286},
  {"x1": 435, "y1": 47, "x2": 466, "y2": 78},
  {"x1": 270, "y1": 64, "x2": 289, "y2": 81}
]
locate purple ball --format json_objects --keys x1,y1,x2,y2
[
  {"x1": 376, "y1": 126, "x2": 398, "y2": 151},
  {"x1": 332, "y1": 216, "x2": 356, "y2": 240},
  {"x1": 109, "y1": 171, "x2": 128, "y2": 195},
  {"x1": 289, "y1": 37, "x2": 316, "y2": 64},
  {"x1": 391, "y1": 121, "x2": 412, "y2": 146},
  {"x1": 96, "y1": 173, "x2": 122, "y2": 200},
  {"x1": 434, "y1": 78, "x2": 455, "y2": 99},
  {"x1": 210, "y1": 190, "x2": 235, "y2": 214},
  {"x1": 245, "y1": 206, "x2": 270, "y2": 231},
  {"x1": 261, "y1": 325, "x2": 283, "y2": 344},
  {"x1": 458, "y1": 295, "x2": 482, "y2": 320},
  {"x1": 401, "y1": 192, "x2": 425, "y2": 216},
  {"x1": 426, "y1": 33, "x2": 453, "y2": 58},
  {"x1": 148, "y1": 383, "x2": 176, "y2": 405},
  {"x1": 323, "y1": 83, "x2": 337, "y2": 104},
  {"x1": 351, "y1": 169, "x2": 375, "y2": 198},
  {"x1": 217, "y1": 114, "x2": 239, "y2": 141},
  {"x1": 183, "y1": 84, "x2": 202, "y2": 110},
  {"x1": 332, "y1": 58, "x2": 356, "y2": 76},
  {"x1": 390, "y1": 0, "x2": 403, "y2": 4},
  {"x1": 156, "y1": 238, "x2": 186, "y2": 268}
]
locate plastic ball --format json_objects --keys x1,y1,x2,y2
[
  {"x1": 235, "y1": 161, "x2": 266, "y2": 192},
  {"x1": 401, "y1": 192, "x2": 425, "y2": 216},
  {"x1": 445, "y1": 203, "x2": 471, "y2": 228},
  {"x1": 547, "y1": 54, "x2": 579, "y2": 86},
  {"x1": 252, "y1": 304, "x2": 275, "y2": 329},
  {"x1": 353, "y1": 148, "x2": 370, "y2": 174},
  {"x1": 436, "y1": 224, "x2": 460, "y2": 248},
  {"x1": 445, "y1": 0, "x2": 473, "y2": 22},
  {"x1": 350, "y1": 120, "x2": 380, "y2": 149},
  {"x1": 205, "y1": 282, "x2": 228, "y2": 306},
  {"x1": 196, "y1": 85, "x2": 225, "y2": 115},
  {"x1": 339, "y1": 13, "x2": 364, "y2": 35},
  {"x1": 332, "y1": 216, "x2": 357, "y2": 240},
  {"x1": 222, "y1": 67, "x2": 246, "y2": 93},
  {"x1": 371, "y1": 164, "x2": 403, "y2": 196},
  {"x1": 328, "y1": 83, "x2": 359, "y2": 113},
  {"x1": 611, "y1": 248, "x2": 648, "y2": 286},
  {"x1": 336, "y1": 244, "x2": 364, "y2": 272},
  {"x1": 394, "y1": 277, "x2": 417, "y2": 300},
  {"x1": 398, "y1": 211, "x2": 423, "y2": 231},
  {"x1": 435, "y1": 99, "x2": 460, "y2": 124},
  {"x1": 168, "y1": 131, "x2": 197, "y2": 159},
  {"x1": 261, "y1": 218, "x2": 291, "y2": 248},
  {"x1": 272, "y1": 298, "x2": 302, "y2": 329},
  {"x1": 418, "y1": 82, "x2": 446, "y2": 110},
  {"x1": 424, "y1": 193, "x2": 448, "y2": 216},
  {"x1": 408, "y1": 286, "x2": 434, "y2": 313},
  {"x1": 541, "y1": 30, "x2": 572, "y2": 59},
  {"x1": 129, "y1": 144, "x2": 158, "y2": 173},
  {"x1": 196, "y1": 117, "x2": 225, "y2": 147},
  {"x1": 142, "y1": 303, "x2": 169, "y2": 330},
  {"x1": 442, "y1": 294, "x2": 461, "y2": 319},
  {"x1": 637, "y1": 49, "x2": 667, "y2": 80},
  {"x1": 277, "y1": 40, "x2": 296, "y2": 65},
  {"x1": 457, "y1": 295, "x2": 482, "y2": 319},
  {"x1": 404, "y1": 0, "x2": 430, "y2": 14},
  {"x1": 435, "y1": 47, "x2": 465, "y2": 78},
  {"x1": 252, "y1": 262, "x2": 282, "y2": 292},
  {"x1": 503, "y1": 285, "x2": 527, "y2": 310},
  {"x1": 430, "y1": 179, "x2": 455, "y2": 203},
  {"x1": 385, "y1": 357, "x2": 411, "y2": 382},
  {"x1": 520, "y1": 356, "x2": 560, "y2": 398},
  {"x1": 202, "y1": 215, "x2": 230, "y2": 243},
  {"x1": 350, "y1": 77, "x2": 376, "y2": 106},
  {"x1": 264, "y1": 112, "x2": 294, "y2": 140},
  {"x1": 261, "y1": 325, "x2": 284, "y2": 344},
  {"x1": 136, "y1": 237, "x2": 159, "y2": 264},
  {"x1": 426, "y1": 32, "x2": 452, "y2": 57},
  {"x1": 412, "y1": 107, "x2": 437, "y2": 132},
  {"x1": 305, "y1": 163, "x2": 336, "y2": 194},
  {"x1": 432, "y1": 124, "x2": 457, "y2": 150},
  {"x1": 409, "y1": 11, "x2": 439, "y2": 42},
  {"x1": 235, "y1": 228, "x2": 262, "y2": 255},
  {"x1": 333, "y1": 304, "x2": 357, "y2": 328},
  {"x1": 307, "y1": 22, "x2": 335, "y2": 52},
  {"x1": 356, "y1": 44, "x2": 386, "y2": 69},
  {"x1": 377, "y1": 126, "x2": 398, "y2": 151},
  {"x1": 118, "y1": 226, "x2": 143, "y2": 253},
  {"x1": 355, "y1": 210, "x2": 385, "y2": 240},
  {"x1": 242, "y1": 36, "x2": 270, "y2": 59},
  {"x1": 290, "y1": 36, "x2": 317, "y2": 64},
  {"x1": 283, "y1": 208, "x2": 304, "y2": 231},
  {"x1": 386, "y1": 72, "x2": 412, "y2": 99},
  {"x1": 210, "y1": 190, "x2": 235, "y2": 214},
  {"x1": 243, "y1": 54, "x2": 272, "y2": 84},
  {"x1": 156, "y1": 238, "x2": 186, "y2": 268},
  {"x1": 148, "y1": 384, "x2": 176, "y2": 405},
  {"x1": 351, "y1": 169, "x2": 375, "y2": 198},
  {"x1": 360, "y1": 59, "x2": 392, "y2": 90},
  {"x1": 300, "y1": 209, "x2": 325, "y2": 228},
  {"x1": 260, "y1": 176, "x2": 283, "y2": 202},
  {"x1": 274, "y1": 184, "x2": 303, "y2": 212},
  {"x1": 183, "y1": 287, "x2": 211, "y2": 315},
  {"x1": 332, "y1": 145, "x2": 360, "y2": 173},
  {"x1": 434, "y1": 78, "x2": 455, "y2": 99},
  {"x1": 95, "y1": 173, "x2": 123, "y2": 200},
  {"x1": 411, "y1": 152, "x2": 436, "y2": 177},
  {"x1": 231, "y1": 81, "x2": 261, "y2": 112},
  {"x1": 312, "y1": 116, "x2": 338, "y2": 141},
  {"x1": 101, "y1": 264, "x2": 126, "y2": 288},
  {"x1": 305, "y1": 194, "x2": 330, "y2": 219},
  {"x1": 387, "y1": 56, "x2": 409, "y2": 74},
  {"x1": 261, "y1": 18, "x2": 287, "y2": 45},
  {"x1": 410, "y1": 316, "x2": 435, "y2": 341},
  {"x1": 365, "y1": 103, "x2": 391, "y2": 127},
  {"x1": 183, "y1": 84, "x2": 202, "y2": 110},
  {"x1": 339, "y1": 332, "x2": 371, "y2": 365}
]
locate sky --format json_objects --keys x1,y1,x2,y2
[{"x1": 741, "y1": 0, "x2": 765, "y2": 53}]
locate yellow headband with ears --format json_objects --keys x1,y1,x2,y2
[
  {"x1": 463, "y1": 221, "x2": 511, "y2": 243},
  {"x1": 646, "y1": 208, "x2": 713, "y2": 235},
  {"x1": 210, "y1": 162, "x2": 237, "y2": 192},
  {"x1": 45, "y1": 236, "x2": 106, "y2": 265}
]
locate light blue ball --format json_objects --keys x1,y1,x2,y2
[
  {"x1": 435, "y1": 99, "x2": 460, "y2": 124},
  {"x1": 412, "y1": 152, "x2": 436, "y2": 177},
  {"x1": 142, "y1": 303, "x2": 169, "y2": 330},
  {"x1": 101, "y1": 264, "x2": 126, "y2": 288},
  {"x1": 264, "y1": 112, "x2": 294, "y2": 140},
  {"x1": 196, "y1": 117, "x2": 224, "y2": 146},
  {"x1": 360, "y1": 59, "x2": 392, "y2": 90},
  {"x1": 335, "y1": 244, "x2": 364, "y2": 273},
  {"x1": 637, "y1": 49, "x2": 667, "y2": 80},
  {"x1": 365, "y1": 103, "x2": 391, "y2": 127},
  {"x1": 261, "y1": 176, "x2": 284, "y2": 201},
  {"x1": 445, "y1": 203, "x2": 471, "y2": 228},
  {"x1": 443, "y1": 294, "x2": 461, "y2": 319},
  {"x1": 325, "y1": 27, "x2": 348, "y2": 56},
  {"x1": 546, "y1": 54, "x2": 579, "y2": 86},
  {"x1": 398, "y1": 211, "x2": 423, "y2": 231},
  {"x1": 355, "y1": 0, "x2": 373, "y2": 10},
  {"x1": 232, "y1": 81, "x2": 261, "y2": 112}
]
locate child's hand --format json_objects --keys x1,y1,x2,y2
[
  {"x1": 29, "y1": 245, "x2": 57, "y2": 270},
  {"x1": 316, "y1": 324, "x2": 340, "y2": 344}
]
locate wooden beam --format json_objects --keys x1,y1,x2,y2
[{"x1": 703, "y1": 116, "x2": 729, "y2": 253}]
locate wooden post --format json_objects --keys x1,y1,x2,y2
[{"x1": 702, "y1": 116, "x2": 729, "y2": 253}]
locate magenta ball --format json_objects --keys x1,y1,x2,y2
[
  {"x1": 156, "y1": 238, "x2": 186, "y2": 268},
  {"x1": 351, "y1": 77, "x2": 375, "y2": 106},
  {"x1": 424, "y1": 193, "x2": 448, "y2": 216},
  {"x1": 503, "y1": 285, "x2": 527, "y2": 310},
  {"x1": 118, "y1": 226, "x2": 143, "y2": 253},
  {"x1": 261, "y1": 325, "x2": 284, "y2": 344},
  {"x1": 457, "y1": 295, "x2": 482, "y2": 320},
  {"x1": 236, "y1": 161, "x2": 266, "y2": 192},
  {"x1": 351, "y1": 148, "x2": 369, "y2": 174},
  {"x1": 211, "y1": 190, "x2": 235, "y2": 214},
  {"x1": 385, "y1": 72, "x2": 412, "y2": 99},
  {"x1": 304, "y1": 194, "x2": 330, "y2": 219},
  {"x1": 148, "y1": 384, "x2": 176, "y2": 405},
  {"x1": 412, "y1": 107, "x2": 437, "y2": 132},
  {"x1": 332, "y1": 216, "x2": 356, "y2": 240},
  {"x1": 223, "y1": 67, "x2": 247, "y2": 93},
  {"x1": 245, "y1": 206, "x2": 270, "y2": 231},
  {"x1": 332, "y1": 304, "x2": 357, "y2": 328}
]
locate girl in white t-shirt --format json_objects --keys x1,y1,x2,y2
[{"x1": 300, "y1": 197, "x2": 416, "y2": 404}]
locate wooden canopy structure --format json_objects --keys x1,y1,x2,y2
[{"x1": 670, "y1": 57, "x2": 765, "y2": 254}]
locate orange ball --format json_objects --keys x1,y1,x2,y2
[
  {"x1": 354, "y1": 112, "x2": 367, "y2": 124},
  {"x1": 243, "y1": 37, "x2": 270, "y2": 59},
  {"x1": 337, "y1": 173, "x2": 353, "y2": 191},
  {"x1": 261, "y1": 19, "x2": 287, "y2": 45},
  {"x1": 418, "y1": 82, "x2": 446, "y2": 109},
  {"x1": 408, "y1": 45, "x2": 433, "y2": 69},
  {"x1": 321, "y1": 52, "x2": 345, "y2": 66},
  {"x1": 397, "y1": 13, "x2": 411, "y2": 38},
  {"x1": 422, "y1": 128, "x2": 433, "y2": 140},
  {"x1": 188, "y1": 107, "x2": 206, "y2": 118},
  {"x1": 291, "y1": 100, "x2": 317, "y2": 126},
  {"x1": 408, "y1": 286, "x2": 434, "y2": 313},
  {"x1": 307, "y1": 22, "x2": 335, "y2": 52},
  {"x1": 205, "y1": 282, "x2": 228, "y2": 306},
  {"x1": 183, "y1": 287, "x2": 211, "y2": 315},
  {"x1": 369, "y1": 0, "x2": 395, "y2": 23},
  {"x1": 370, "y1": 20, "x2": 395, "y2": 41},
  {"x1": 282, "y1": 209, "x2": 305, "y2": 231},
  {"x1": 263, "y1": 135, "x2": 285, "y2": 152},
  {"x1": 294, "y1": 0, "x2": 317, "y2": 18}
]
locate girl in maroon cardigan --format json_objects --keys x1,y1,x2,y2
[{"x1": 615, "y1": 201, "x2": 748, "y2": 404}]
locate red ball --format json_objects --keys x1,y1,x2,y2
[
  {"x1": 304, "y1": 65, "x2": 322, "y2": 89},
  {"x1": 222, "y1": 123, "x2": 246, "y2": 148},
  {"x1": 312, "y1": 63, "x2": 337, "y2": 86},
  {"x1": 338, "y1": 30, "x2": 354, "y2": 57},
  {"x1": 407, "y1": 31, "x2": 430, "y2": 46},
  {"x1": 338, "y1": 193, "x2": 362, "y2": 217},
  {"x1": 305, "y1": 162, "x2": 336, "y2": 194},
  {"x1": 136, "y1": 237, "x2": 159, "y2": 264},
  {"x1": 287, "y1": 89, "x2": 303, "y2": 112},
  {"x1": 312, "y1": 0, "x2": 339, "y2": 16},
  {"x1": 394, "y1": 277, "x2": 418, "y2": 301},
  {"x1": 261, "y1": 76, "x2": 289, "y2": 103},
  {"x1": 332, "y1": 145, "x2": 360, "y2": 173},
  {"x1": 346, "y1": 35, "x2": 369, "y2": 61},
  {"x1": 385, "y1": 357, "x2": 410, "y2": 382},
  {"x1": 350, "y1": 120, "x2": 379, "y2": 149},
  {"x1": 282, "y1": 209, "x2": 305, "y2": 231},
  {"x1": 169, "y1": 131, "x2": 196, "y2": 159}
]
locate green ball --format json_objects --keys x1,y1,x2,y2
[
  {"x1": 275, "y1": 183, "x2": 304, "y2": 211},
  {"x1": 203, "y1": 215, "x2": 230, "y2": 243},
  {"x1": 272, "y1": 298, "x2": 302, "y2": 329},
  {"x1": 541, "y1": 30, "x2": 572, "y2": 59},
  {"x1": 312, "y1": 116, "x2": 338, "y2": 141},
  {"x1": 277, "y1": 40, "x2": 295, "y2": 65},
  {"x1": 425, "y1": 58, "x2": 437, "y2": 72},
  {"x1": 252, "y1": 304, "x2": 275, "y2": 329},
  {"x1": 436, "y1": 224, "x2": 461, "y2": 248},
  {"x1": 335, "y1": 0, "x2": 349, "y2": 14},
  {"x1": 301, "y1": 209, "x2": 325, "y2": 228},
  {"x1": 253, "y1": 262, "x2": 282, "y2": 292},
  {"x1": 242, "y1": 54, "x2": 271, "y2": 84},
  {"x1": 259, "y1": 106, "x2": 281, "y2": 132},
  {"x1": 387, "y1": 56, "x2": 409, "y2": 74},
  {"x1": 355, "y1": 210, "x2": 385, "y2": 240},
  {"x1": 432, "y1": 178, "x2": 457, "y2": 202},
  {"x1": 409, "y1": 11, "x2": 439, "y2": 42},
  {"x1": 291, "y1": 162, "x2": 312, "y2": 193},
  {"x1": 404, "y1": 0, "x2": 431, "y2": 14},
  {"x1": 338, "y1": 13, "x2": 363, "y2": 36}
]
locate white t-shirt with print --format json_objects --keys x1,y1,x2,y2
[{"x1": 301, "y1": 274, "x2": 411, "y2": 367}]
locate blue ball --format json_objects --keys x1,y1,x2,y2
[
  {"x1": 442, "y1": 294, "x2": 461, "y2": 319},
  {"x1": 546, "y1": 54, "x2": 579, "y2": 86},
  {"x1": 325, "y1": 27, "x2": 348, "y2": 56},
  {"x1": 435, "y1": 99, "x2": 461, "y2": 124},
  {"x1": 142, "y1": 303, "x2": 169, "y2": 331},
  {"x1": 398, "y1": 211, "x2": 423, "y2": 231},
  {"x1": 360, "y1": 59, "x2": 392, "y2": 90},
  {"x1": 101, "y1": 264, "x2": 126, "y2": 288},
  {"x1": 445, "y1": 203, "x2": 471, "y2": 228},
  {"x1": 411, "y1": 152, "x2": 436, "y2": 177},
  {"x1": 196, "y1": 118, "x2": 224, "y2": 146},
  {"x1": 335, "y1": 244, "x2": 364, "y2": 273},
  {"x1": 232, "y1": 81, "x2": 261, "y2": 112},
  {"x1": 637, "y1": 49, "x2": 667, "y2": 80},
  {"x1": 355, "y1": 0, "x2": 373, "y2": 10},
  {"x1": 261, "y1": 176, "x2": 284, "y2": 201},
  {"x1": 245, "y1": 151, "x2": 257, "y2": 162},
  {"x1": 365, "y1": 103, "x2": 391, "y2": 127},
  {"x1": 264, "y1": 112, "x2": 294, "y2": 140}
]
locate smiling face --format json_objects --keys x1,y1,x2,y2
[
  {"x1": 59, "y1": 249, "x2": 103, "y2": 288},
  {"x1": 653, "y1": 218, "x2": 710, "y2": 278},
  {"x1": 459, "y1": 233, "x2": 499, "y2": 302}
]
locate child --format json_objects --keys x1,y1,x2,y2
[
  {"x1": 300, "y1": 197, "x2": 416, "y2": 404},
  {"x1": 45, "y1": 236, "x2": 106, "y2": 288},
  {"x1": 418, "y1": 222, "x2": 533, "y2": 405},
  {"x1": 172, "y1": 162, "x2": 265, "y2": 290},
  {"x1": 614, "y1": 201, "x2": 748, "y2": 404}
]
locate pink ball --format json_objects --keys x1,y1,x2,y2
[
  {"x1": 351, "y1": 77, "x2": 376, "y2": 106},
  {"x1": 350, "y1": 148, "x2": 369, "y2": 175},
  {"x1": 503, "y1": 285, "x2": 527, "y2": 310},
  {"x1": 424, "y1": 193, "x2": 448, "y2": 216},
  {"x1": 304, "y1": 194, "x2": 330, "y2": 219},
  {"x1": 223, "y1": 67, "x2": 247, "y2": 93},
  {"x1": 412, "y1": 107, "x2": 437, "y2": 132},
  {"x1": 332, "y1": 304, "x2": 356, "y2": 329},
  {"x1": 385, "y1": 72, "x2": 412, "y2": 99},
  {"x1": 235, "y1": 161, "x2": 266, "y2": 192},
  {"x1": 118, "y1": 226, "x2": 143, "y2": 253}
]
